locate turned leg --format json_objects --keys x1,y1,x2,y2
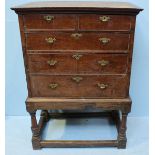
[
  {"x1": 41, "y1": 110, "x2": 50, "y2": 122},
  {"x1": 29, "y1": 110, "x2": 41, "y2": 150},
  {"x1": 117, "y1": 112, "x2": 128, "y2": 149},
  {"x1": 111, "y1": 110, "x2": 120, "y2": 133}
]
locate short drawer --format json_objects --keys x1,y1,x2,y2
[
  {"x1": 24, "y1": 14, "x2": 76, "y2": 30},
  {"x1": 79, "y1": 15, "x2": 132, "y2": 31},
  {"x1": 26, "y1": 32, "x2": 130, "y2": 51},
  {"x1": 30, "y1": 75, "x2": 128, "y2": 98},
  {"x1": 77, "y1": 53, "x2": 128, "y2": 74},
  {"x1": 28, "y1": 53, "x2": 76, "y2": 74}
]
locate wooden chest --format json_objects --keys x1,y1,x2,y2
[{"x1": 12, "y1": 1, "x2": 142, "y2": 149}]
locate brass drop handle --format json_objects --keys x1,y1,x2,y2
[
  {"x1": 98, "y1": 60, "x2": 109, "y2": 67},
  {"x1": 47, "y1": 60, "x2": 57, "y2": 66},
  {"x1": 99, "y1": 38, "x2": 110, "y2": 45},
  {"x1": 71, "y1": 33, "x2": 82, "y2": 39},
  {"x1": 44, "y1": 15, "x2": 54, "y2": 22},
  {"x1": 72, "y1": 54, "x2": 83, "y2": 60},
  {"x1": 99, "y1": 16, "x2": 110, "y2": 22},
  {"x1": 72, "y1": 76, "x2": 83, "y2": 83},
  {"x1": 48, "y1": 83, "x2": 58, "y2": 89},
  {"x1": 45, "y1": 37, "x2": 56, "y2": 44},
  {"x1": 97, "y1": 83, "x2": 108, "y2": 89}
]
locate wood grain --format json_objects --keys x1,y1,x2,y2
[
  {"x1": 29, "y1": 75, "x2": 128, "y2": 98},
  {"x1": 79, "y1": 15, "x2": 132, "y2": 31},
  {"x1": 24, "y1": 14, "x2": 77, "y2": 30},
  {"x1": 26, "y1": 32, "x2": 130, "y2": 51},
  {"x1": 28, "y1": 53, "x2": 128, "y2": 74}
]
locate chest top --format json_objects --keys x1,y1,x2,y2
[{"x1": 11, "y1": 1, "x2": 142, "y2": 14}]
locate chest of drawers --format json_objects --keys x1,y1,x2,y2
[{"x1": 12, "y1": 1, "x2": 142, "y2": 149}]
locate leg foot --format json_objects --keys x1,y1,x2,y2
[
  {"x1": 32, "y1": 136, "x2": 41, "y2": 150},
  {"x1": 117, "y1": 139, "x2": 127, "y2": 149}
]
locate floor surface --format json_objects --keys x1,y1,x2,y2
[{"x1": 5, "y1": 116, "x2": 148, "y2": 155}]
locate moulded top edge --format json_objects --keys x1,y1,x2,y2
[{"x1": 11, "y1": 1, "x2": 143, "y2": 14}]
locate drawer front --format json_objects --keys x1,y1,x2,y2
[
  {"x1": 79, "y1": 15, "x2": 132, "y2": 31},
  {"x1": 28, "y1": 53, "x2": 76, "y2": 74},
  {"x1": 27, "y1": 53, "x2": 128, "y2": 74},
  {"x1": 77, "y1": 54, "x2": 128, "y2": 74},
  {"x1": 30, "y1": 75, "x2": 128, "y2": 98},
  {"x1": 24, "y1": 14, "x2": 76, "y2": 30},
  {"x1": 26, "y1": 32, "x2": 130, "y2": 51}
]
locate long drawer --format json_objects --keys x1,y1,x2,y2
[
  {"x1": 30, "y1": 75, "x2": 128, "y2": 98},
  {"x1": 26, "y1": 32, "x2": 130, "y2": 51},
  {"x1": 28, "y1": 53, "x2": 128, "y2": 74}
]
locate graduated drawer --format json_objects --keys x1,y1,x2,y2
[
  {"x1": 26, "y1": 32, "x2": 130, "y2": 51},
  {"x1": 24, "y1": 14, "x2": 76, "y2": 30},
  {"x1": 28, "y1": 53, "x2": 128, "y2": 74},
  {"x1": 79, "y1": 15, "x2": 132, "y2": 31},
  {"x1": 30, "y1": 75, "x2": 128, "y2": 98}
]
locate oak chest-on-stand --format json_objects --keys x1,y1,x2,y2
[{"x1": 11, "y1": 1, "x2": 142, "y2": 149}]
